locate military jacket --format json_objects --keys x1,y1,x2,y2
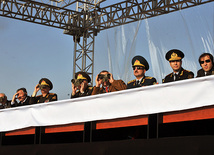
[
  {"x1": 196, "y1": 67, "x2": 214, "y2": 77},
  {"x1": 71, "y1": 86, "x2": 93, "y2": 98},
  {"x1": 29, "y1": 93, "x2": 57, "y2": 104},
  {"x1": 127, "y1": 76, "x2": 157, "y2": 89},
  {"x1": 163, "y1": 67, "x2": 194, "y2": 83}
]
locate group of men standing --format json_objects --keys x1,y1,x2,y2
[
  {"x1": 1, "y1": 49, "x2": 213, "y2": 108},
  {"x1": 71, "y1": 49, "x2": 214, "y2": 98}
]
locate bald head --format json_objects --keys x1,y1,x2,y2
[{"x1": 0, "y1": 93, "x2": 7, "y2": 104}]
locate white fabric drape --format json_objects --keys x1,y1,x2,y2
[
  {"x1": 1, "y1": 76, "x2": 214, "y2": 132},
  {"x1": 98, "y1": 2, "x2": 214, "y2": 84}
]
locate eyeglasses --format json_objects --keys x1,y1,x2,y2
[
  {"x1": 200, "y1": 59, "x2": 211, "y2": 64},
  {"x1": 132, "y1": 66, "x2": 144, "y2": 70}
]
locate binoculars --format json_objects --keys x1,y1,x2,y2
[
  {"x1": 0, "y1": 97, "x2": 5, "y2": 103},
  {"x1": 98, "y1": 74, "x2": 110, "y2": 82},
  {"x1": 71, "y1": 79, "x2": 84, "y2": 87},
  {"x1": 37, "y1": 84, "x2": 48, "y2": 89}
]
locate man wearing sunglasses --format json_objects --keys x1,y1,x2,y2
[
  {"x1": 163, "y1": 49, "x2": 194, "y2": 83},
  {"x1": 127, "y1": 56, "x2": 157, "y2": 89},
  {"x1": 197, "y1": 53, "x2": 214, "y2": 77},
  {"x1": 91, "y1": 70, "x2": 126, "y2": 95}
]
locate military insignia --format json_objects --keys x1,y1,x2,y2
[
  {"x1": 171, "y1": 52, "x2": 177, "y2": 57},
  {"x1": 133, "y1": 60, "x2": 145, "y2": 67},
  {"x1": 166, "y1": 73, "x2": 173, "y2": 77},
  {"x1": 145, "y1": 77, "x2": 153, "y2": 79},
  {"x1": 180, "y1": 71, "x2": 183, "y2": 76},
  {"x1": 141, "y1": 79, "x2": 145, "y2": 84},
  {"x1": 212, "y1": 71, "x2": 214, "y2": 75},
  {"x1": 169, "y1": 52, "x2": 181, "y2": 61},
  {"x1": 127, "y1": 79, "x2": 136, "y2": 84},
  {"x1": 77, "y1": 74, "x2": 87, "y2": 80},
  {"x1": 52, "y1": 96, "x2": 56, "y2": 100},
  {"x1": 41, "y1": 80, "x2": 49, "y2": 86}
]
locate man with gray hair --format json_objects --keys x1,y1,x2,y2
[{"x1": 0, "y1": 93, "x2": 11, "y2": 109}]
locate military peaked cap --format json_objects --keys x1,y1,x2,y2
[
  {"x1": 165, "y1": 49, "x2": 184, "y2": 61},
  {"x1": 132, "y1": 55, "x2": 149, "y2": 71},
  {"x1": 75, "y1": 72, "x2": 91, "y2": 83},
  {"x1": 39, "y1": 78, "x2": 53, "y2": 90}
]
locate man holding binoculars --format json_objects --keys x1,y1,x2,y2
[
  {"x1": 91, "y1": 70, "x2": 126, "y2": 95},
  {"x1": 71, "y1": 72, "x2": 93, "y2": 98},
  {"x1": 30, "y1": 78, "x2": 57, "y2": 104}
]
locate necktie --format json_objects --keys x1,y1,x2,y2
[
  {"x1": 136, "y1": 80, "x2": 141, "y2": 86},
  {"x1": 174, "y1": 74, "x2": 179, "y2": 81},
  {"x1": 105, "y1": 86, "x2": 109, "y2": 93}
]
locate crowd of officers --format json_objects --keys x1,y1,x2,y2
[{"x1": 0, "y1": 49, "x2": 213, "y2": 109}]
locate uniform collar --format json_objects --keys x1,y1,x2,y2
[
  {"x1": 136, "y1": 76, "x2": 145, "y2": 83},
  {"x1": 173, "y1": 67, "x2": 184, "y2": 75}
]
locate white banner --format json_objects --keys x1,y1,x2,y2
[{"x1": 1, "y1": 76, "x2": 214, "y2": 132}]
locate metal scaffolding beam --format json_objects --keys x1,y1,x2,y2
[
  {"x1": 90, "y1": 0, "x2": 214, "y2": 31},
  {"x1": 0, "y1": 0, "x2": 213, "y2": 83}
]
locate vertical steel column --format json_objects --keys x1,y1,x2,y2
[
  {"x1": 73, "y1": 32, "x2": 95, "y2": 85},
  {"x1": 147, "y1": 114, "x2": 159, "y2": 139},
  {"x1": 72, "y1": 0, "x2": 100, "y2": 85}
]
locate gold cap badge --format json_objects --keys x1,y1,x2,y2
[
  {"x1": 133, "y1": 60, "x2": 145, "y2": 67},
  {"x1": 77, "y1": 74, "x2": 87, "y2": 80},
  {"x1": 169, "y1": 52, "x2": 181, "y2": 61},
  {"x1": 41, "y1": 80, "x2": 49, "y2": 86}
]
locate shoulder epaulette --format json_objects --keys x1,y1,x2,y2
[
  {"x1": 49, "y1": 93, "x2": 55, "y2": 95},
  {"x1": 185, "y1": 69, "x2": 191, "y2": 72},
  {"x1": 145, "y1": 76, "x2": 153, "y2": 79},
  {"x1": 36, "y1": 95, "x2": 42, "y2": 97},
  {"x1": 127, "y1": 79, "x2": 136, "y2": 84},
  {"x1": 166, "y1": 72, "x2": 173, "y2": 77}
]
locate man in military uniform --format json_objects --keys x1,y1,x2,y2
[
  {"x1": 91, "y1": 70, "x2": 126, "y2": 95},
  {"x1": 30, "y1": 78, "x2": 57, "y2": 104},
  {"x1": 11, "y1": 88, "x2": 30, "y2": 107},
  {"x1": 127, "y1": 56, "x2": 157, "y2": 89},
  {"x1": 0, "y1": 93, "x2": 11, "y2": 109},
  {"x1": 163, "y1": 49, "x2": 194, "y2": 83},
  {"x1": 71, "y1": 71, "x2": 93, "y2": 98},
  {"x1": 196, "y1": 53, "x2": 214, "y2": 77}
]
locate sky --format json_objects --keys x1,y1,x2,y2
[{"x1": 0, "y1": 1, "x2": 213, "y2": 100}]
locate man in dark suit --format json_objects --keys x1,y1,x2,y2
[
  {"x1": 196, "y1": 53, "x2": 214, "y2": 77},
  {"x1": 11, "y1": 88, "x2": 30, "y2": 107},
  {"x1": 0, "y1": 93, "x2": 11, "y2": 109},
  {"x1": 127, "y1": 55, "x2": 157, "y2": 89},
  {"x1": 163, "y1": 49, "x2": 194, "y2": 83}
]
